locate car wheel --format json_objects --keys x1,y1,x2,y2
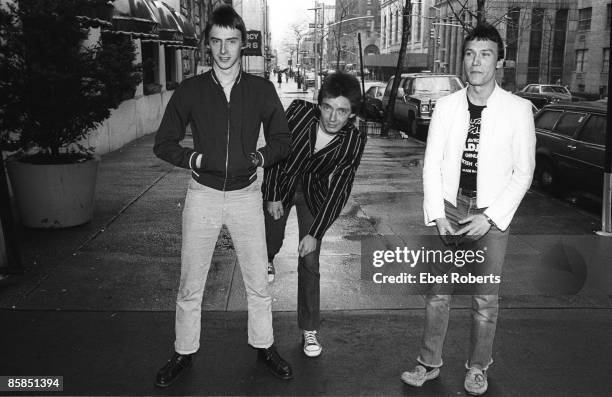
[{"x1": 536, "y1": 158, "x2": 558, "y2": 194}]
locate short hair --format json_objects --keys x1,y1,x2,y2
[
  {"x1": 205, "y1": 5, "x2": 247, "y2": 44},
  {"x1": 462, "y1": 23, "x2": 505, "y2": 61},
  {"x1": 317, "y1": 72, "x2": 362, "y2": 114}
]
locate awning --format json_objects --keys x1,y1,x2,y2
[
  {"x1": 77, "y1": 0, "x2": 114, "y2": 29},
  {"x1": 110, "y1": 0, "x2": 159, "y2": 38},
  {"x1": 170, "y1": 10, "x2": 199, "y2": 49},
  {"x1": 364, "y1": 53, "x2": 428, "y2": 69},
  {"x1": 143, "y1": 0, "x2": 183, "y2": 44}
]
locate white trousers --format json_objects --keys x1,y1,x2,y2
[{"x1": 174, "y1": 179, "x2": 274, "y2": 354}]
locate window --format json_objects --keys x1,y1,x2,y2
[
  {"x1": 579, "y1": 115, "x2": 606, "y2": 146},
  {"x1": 141, "y1": 42, "x2": 160, "y2": 95},
  {"x1": 535, "y1": 110, "x2": 563, "y2": 131},
  {"x1": 382, "y1": 15, "x2": 386, "y2": 46},
  {"x1": 554, "y1": 112, "x2": 587, "y2": 137},
  {"x1": 603, "y1": 48, "x2": 610, "y2": 72},
  {"x1": 395, "y1": 11, "x2": 399, "y2": 43},
  {"x1": 575, "y1": 49, "x2": 588, "y2": 72},
  {"x1": 578, "y1": 7, "x2": 592, "y2": 31},
  {"x1": 607, "y1": 4, "x2": 611, "y2": 29},
  {"x1": 165, "y1": 47, "x2": 177, "y2": 89}
]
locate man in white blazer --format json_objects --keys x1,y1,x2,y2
[{"x1": 401, "y1": 23, "x2": 536, "y2": 396}]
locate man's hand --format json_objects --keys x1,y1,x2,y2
[
  {"x1": 456, "y1": 214, "x2": 491, "y2": 239},
  {"x1": 298, "y1": 235, "x2": 318, "y2": 257},
  {"x1": 266, "y1": 201, "x2": 284, "y2": 220},
  {"x1": 434, "y1": 218, "x2": 455, "y2": 237}
]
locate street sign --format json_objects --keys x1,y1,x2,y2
[
  {"x1": 309, "y1": 23, "x2": 323, "y2": 28},
  {"x1": 243, "y1": 30, "x2": 262, "y2": 56}
]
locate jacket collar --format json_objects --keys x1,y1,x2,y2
[
  {"x1": 462, "y1": 82, "x2": 504, "y2": 109},
  {"x1": 211, "y1": 65, "x2": 244, "y2": 87}
]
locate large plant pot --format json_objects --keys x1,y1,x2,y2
[{"x1": 6, "y1": 157, "x2": 99, "y2": 228}]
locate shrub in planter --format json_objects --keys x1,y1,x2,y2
[{"x1": 0, "y1": 0, "x2": 142, "y2": 227}]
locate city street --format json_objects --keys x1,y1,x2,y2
[{"x1": 0, "y1": 77, "x2": 611, "y2": 396}]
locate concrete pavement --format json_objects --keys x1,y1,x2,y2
[{"x1": 1, "y1": 77, "x2": 611, "y2": 396}]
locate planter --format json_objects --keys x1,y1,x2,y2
[{"x1": 6, "y1": 157, "x2": 100, "y2": 228}]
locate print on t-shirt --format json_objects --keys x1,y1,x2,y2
[{"x1": 459, "y1": 97, "x2": 486, "y2": 192}]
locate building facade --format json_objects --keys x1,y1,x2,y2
[
  {"x1": 430, "y1": 0, "x2": 610, "y2": 96},
  {"x1": 327, "y1": 0, "x2": 381, "y2": 71}
]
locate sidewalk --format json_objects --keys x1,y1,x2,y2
[{"x1": 1, "y1": 81, "x2": 611, "y2": 396}]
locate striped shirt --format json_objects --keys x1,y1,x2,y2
[{"x1": 262, "y1": 99, "x2": 367, "y2": 240}]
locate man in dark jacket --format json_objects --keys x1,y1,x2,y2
[
  {"x1": 153, "y1": 5, "x2": 292, "y2": 387},
  {"x1": 262, "y1": 72, "x2": 367, "y2": 358}
]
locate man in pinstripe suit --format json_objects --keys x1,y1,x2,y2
[{"x1": 262, "y1": 72, "x2": 367, "y2": 358}]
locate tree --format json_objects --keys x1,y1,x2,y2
[
  {"x1": 380, "y1": 0, "x2": 411, "y2": 137},
  {"x1": 330, "y1": 0, "x2": 357, "y2": 70},
  {"x1": 0, "y1": 0, "x2": 142, "y2": 162}
]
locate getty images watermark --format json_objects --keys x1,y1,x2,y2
[{"x1": 360, "y1": 235, "x2": 612, "y2": 296}]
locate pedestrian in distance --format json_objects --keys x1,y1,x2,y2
[
  {"x1": 262, "y1": 72, "x2": 367, "y2": 358},
  {"x1": 401, "y1": 23, "x2": 536, "y2": 396},
  {"x1": 277, "y1": 70, "x2": 282, "y2": 88},
  {"x1": 153, "y1": 5, "x2": 293, "y2": 388}
]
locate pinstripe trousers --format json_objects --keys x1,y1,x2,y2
[{"x1": 264, "y1": 184, "x2": 323, "y2": 331}]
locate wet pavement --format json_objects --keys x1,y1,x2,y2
[{"x1": 1, "y1": 77, "x2": 611, "y2": 396}]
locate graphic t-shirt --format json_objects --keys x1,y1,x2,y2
[{"x1": 459, "y1": 97, "x2": 486, "y2": 192}]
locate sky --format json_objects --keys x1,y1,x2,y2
[{"x1": 268, "y1": 0, "x2": 335, "y2": 66}]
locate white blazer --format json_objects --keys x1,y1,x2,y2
[{"x1": 422, "y1": 84, "x2": 536, "y2": 231}]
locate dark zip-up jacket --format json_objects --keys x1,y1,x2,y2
[
  {"x1": 262, "y1": 100, "x2": 367, "y2": 240},
  {"x1": 153, "y1": 69, "x2": 290, "y2": 191}
]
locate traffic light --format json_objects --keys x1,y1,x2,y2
[
  {"x1": 430, "y1": 28, "x2": 435, "y2": 39},
  {"x1": 436, "y1": 37, "x2": 441, "y2": 45}
]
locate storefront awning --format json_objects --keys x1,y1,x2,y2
[
  {"x1": 170, "y1": 10, "x2": 199, "y2": 49},
  {"x1": 110, "y1": 0, "x2": 159, "y2": 38},
  {"x1": 364, "y1": 53, "x2": 428, "y2": 69},
  {"x1": 77, "y1": 0, "x2": 114, "y2": 29},
  {"x1": 143, "y1": 0, "x2": 183, "y2": 44}
]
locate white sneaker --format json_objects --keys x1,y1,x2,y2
[
  {"x1": 302, "y1": 330, "x2": 322, "y2": 357},
  {"x1": 267, "y1": 261, "x2": 275, "y2": 283},
  {"x1": 464, "y1": 367, "x2": 488, "y2": 395},
  {"x1": 400, "y1": 364, "x2": 440, "y2": 387}
]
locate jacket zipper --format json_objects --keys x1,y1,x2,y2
[{"x1": 223, "y1": 100, "x2": 230, "y2": 191}]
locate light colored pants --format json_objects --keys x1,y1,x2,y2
[
  {"x1": 417, "y1": 193, "x2": 509, "y2": 371},
  {"x1": 174, "y1": 179, "x2": 273, "y2": 354}
]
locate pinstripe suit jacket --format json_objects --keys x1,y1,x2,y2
[{"x1": 262, "y1": 99, "x2": 367, "y2": 240}]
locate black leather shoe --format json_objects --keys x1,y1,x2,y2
[
  {"x1": 155, "y1": 352, "x2": 192, "y2": 388},
  {"x1": 257, "y1": 345, "x2": 293, "y2": 380}
]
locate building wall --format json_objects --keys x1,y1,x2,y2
[
  {"x1": 330, "y1": 0, "x2": 381, "y2": 70},
  {"x1": 431, "y1": 0, "x2": 609, "y2": 96}
]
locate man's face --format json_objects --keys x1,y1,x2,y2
[
  {"x1": 208, "y1": 25, "x2": 242, "y2": 70},
  {"x1": 463, "y1": 39, "x2": 499, "y2": 88},
  {"x1": 318, "y1": 96, "x2": 354, "y2": 134}
]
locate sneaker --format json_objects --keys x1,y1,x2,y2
[
  {"x1": 302, "y1": 330, "x2": 322, "y2": 357},
  {"x1": 400, "y1": 364, "x2": 440, "y2": 387},
  {"x1": 464, "y1": 367, "x2": 488, "y2": 395},
  {"x1": 267, "y1": 261, "x2": 275, "y2": 283}
]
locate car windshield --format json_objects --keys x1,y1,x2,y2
[
  {"x1": 542, "y1": 86, "x2": 569, "y2": 94},
  {"x1": 413, "y1": 77, "x2": 462, "y2": 93}
]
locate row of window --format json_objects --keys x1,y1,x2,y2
[{"x1": 381, "y1": 4, "x2": 422, "y2": 48}]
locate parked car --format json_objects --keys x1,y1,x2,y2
[
  {"x1": 381, "y1": 73, "x2": 464, "y2": 136},
  {"x1": 533, "y1": 101, "x2": 606, "y2": 198},
  {"x1": 360, "y1": 81, "x2": 386, "y2": 121},
  {"x1": 516, "y1": 84, "x2": 572, "y2": 109}
]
